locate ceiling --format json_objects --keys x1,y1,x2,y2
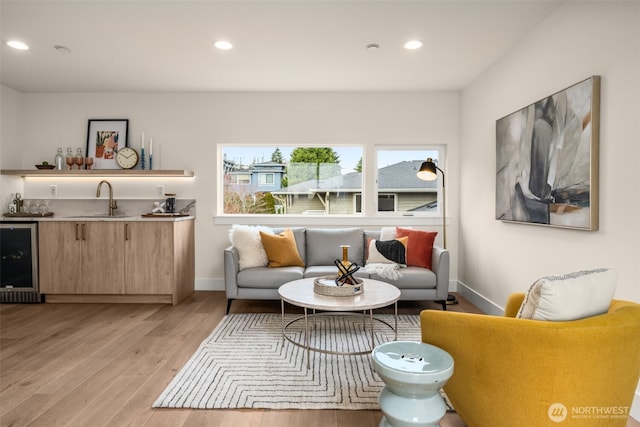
[{"x1": 0, "y1": 1, "x2": 563, "y2": 93}]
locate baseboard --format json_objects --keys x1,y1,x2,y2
[
  {"x1": 195, "y1": 278, "x2": 224, "y2": 291},
  {"x1": 456, "y1": 281, "x2": 504, "y2": 316}
]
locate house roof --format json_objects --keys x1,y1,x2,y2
[{"x1": 273, "y1": 160, "x2": 438, "y2": 194}]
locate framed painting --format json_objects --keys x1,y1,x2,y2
[
  {"x1": 495, "y1": 76, "x2": 600, "y2": 230},
  {"x1": 86, "y1": 119, "x2": 129, "y2": 169}
]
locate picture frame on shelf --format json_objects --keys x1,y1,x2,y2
[
  {"x1": 495, "y1": 76, "x2": 600, "y2": 230},
  {"x1": 86, "y1": 119, "x2": 129, "y2": 170}
]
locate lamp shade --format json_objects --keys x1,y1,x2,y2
[{"x1": 417, "y1": 158, "x2": 438, "y2": 181}]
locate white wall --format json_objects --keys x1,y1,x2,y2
[
  {"x1": 0, "y1": 85, "x2": 25, "y2": 202},
  {"x1": 459, "y1": 1, "x2": 640, "y2": 415},
  {"x1": 0, "y1": 91, "x2": 460, "y2": 290}
]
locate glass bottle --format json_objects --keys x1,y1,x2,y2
[
  {"x1": 54, "y1": 147, "x2": 64, "y2": 170},
  {"x1": 337, "y1": 245, "x2": 354, "y2": 284}
]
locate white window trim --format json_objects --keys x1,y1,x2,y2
[{"x1": 216, "y1": 144, "x2": 446, "y2": 223}]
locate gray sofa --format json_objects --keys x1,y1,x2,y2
[{"x1": 224, "y1": 227, "x2": 450, "y2": 313}]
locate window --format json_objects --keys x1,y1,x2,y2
[
  {"x1": 354, "y1": 193, "x2": 396, "y2": 213},
  {"x1": 231, "y1": 174, "x2": 251, "y2": 185},
  {"x1": 375, "y1": 148, "x2": 441, "y2": 214},
  {"x1": 258, "y1": 173, "x2": 274, "y2": 185},
  {"x1": 219, "y1": 145, "x2": 443, "y2": 216},
  {"x1": 221, "y1": 146, "x2": 363, "y2": 214}
]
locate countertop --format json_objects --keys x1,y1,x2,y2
[{"x1": 1, "y1": 214, "x2": 195, "y2": 222}]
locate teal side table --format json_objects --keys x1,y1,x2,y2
[{"x1": 371, "y1": 341, "x2": 454, "y2": 427}]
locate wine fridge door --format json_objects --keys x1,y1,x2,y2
[{"x1": 1, "y1": 222, "x2": 41, "y2": 303}]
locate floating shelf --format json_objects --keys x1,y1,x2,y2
[{"x1": 1, "y1": 169, "x2": 194, "y2": 178}]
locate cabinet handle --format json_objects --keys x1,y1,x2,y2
[
  {"x1": 75, "y1": 223, "x2": 80, "y2": 241},
  {"x1": 82, "y1": 223, "x2": 86, "y2": 241},
  {"x1": 125, "y1": 223, "x2": 129, "y2": 241}
]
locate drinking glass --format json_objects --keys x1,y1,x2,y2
[
  {"x1": 39, "y1": 200, "x2": 50, "y2": 214},
  {"x1": 74, "y1": 155, "x2": 84, "y2": 170},
  {"x1": 85, "y1": 157, "x2": 94, "y2": 170},
  {"x1": 65, "y1": 156, "x2": 75, "y2": 170}
]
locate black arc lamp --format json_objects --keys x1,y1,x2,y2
[{"x1": 417, "y1": 157, "x2": 457, "y2": 305}]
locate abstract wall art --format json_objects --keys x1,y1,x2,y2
[{"x1": 495, "y1": 76, "x2": 600, "y2": 230}]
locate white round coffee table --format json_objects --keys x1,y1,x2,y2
[{"x1": 279, "y1": 278, "x2": 401, "y2": 368}]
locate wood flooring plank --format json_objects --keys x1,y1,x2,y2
[{"x1": 1, "y1": 292, "x2": 638, "y2": 427}]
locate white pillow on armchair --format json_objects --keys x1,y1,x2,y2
[{"x1": 517, "y1": 268, "x2": 617, "y2": 321}]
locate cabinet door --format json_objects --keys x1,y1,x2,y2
[
  {"x1": 81, "y1": 222, "x2": 125, "y2": 294},
  {"x1": 124, "y1": 222, "x2": 173, "y2": 295},
  {"x1": 39, "y1": 222, "x2": 83, "y2": 293}
]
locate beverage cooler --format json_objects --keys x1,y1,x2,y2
[{"x1": 0, "y1": 222, "x2": 42, "y2": 303}]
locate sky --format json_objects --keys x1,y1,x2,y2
[{"x1": 222, "y1": 146, "x2": 438, "y2": 174}]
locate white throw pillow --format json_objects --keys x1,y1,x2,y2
[
  {"x1": 517, "y1": 268, "x2": 617, "y2": 321},
  {"x1": 228, "y1": 225, "x2": 273, "y2": 270}
]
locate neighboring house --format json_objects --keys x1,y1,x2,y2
[
  {"x1": 225, "y1": 161, "x2": 287, "y2": 194},
  {"x1": 271, "y1": 160, "x2": 438, "y2": 214}
]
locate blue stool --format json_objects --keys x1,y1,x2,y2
[{"x1": 371, "y1": 341, "x2": 454, "y2": 427}]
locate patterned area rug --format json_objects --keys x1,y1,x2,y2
[{"x1": 153, "y1": 312, "x2": 422, "y2": 410}]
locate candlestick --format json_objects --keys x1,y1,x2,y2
[
  {"x1": 140, "y1": 147, "x2": 146, "y2": 170},
  {"x1": 149, "y1": 138, "x2": 153, "y2": 170}
]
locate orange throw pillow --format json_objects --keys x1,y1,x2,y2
[
  {"x1": 259, "y1": 228, "x2": 304, "y2": 268},
  {"x1": 395, "y1": 227, "x2": 437, "y2": 270}
]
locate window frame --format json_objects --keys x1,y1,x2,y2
[{"x1": 216, "y1": 144, "x2": 445, "y2": 225}]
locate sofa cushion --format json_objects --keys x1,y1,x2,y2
[
  {"x1": 395, "y1": 227, "x2": 437, "y2": 270},
  {"x1": 369, "y1": 266, "x2": 437, "y2": 289},
  {"x1": 517, "y1": 268, "x2": 617, "y2": 321},
  {"x1": 228, "y1": 224, "x2": 273, "y2": 270},
  {"x1": 237, "y1": 266, "x2": 304, "y2": 288},
  {"x1": 306, "y1": 228, "x2": 365, "y2": 266},
  {"x1": 366, "y1": 237, "x2": 408, "y2": 265},
  {"x1": 259, "y1": 228, "x2": 304, "y2": 268}
]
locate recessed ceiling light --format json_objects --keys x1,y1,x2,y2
[
  {"x1": 404, "y1": 40, "x2": 423, "y2": 50},
  {"x1": 6, "y1": 40, "x2": 29, "y2": 50},
  {"x1": 214, "y1": 40, "x2": 233, "y2": 50},
  {"x1": 366, "y1": 43, "x2": 380, "y2": 51}
]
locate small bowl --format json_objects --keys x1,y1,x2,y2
[{"x1": 35, "y1": 164, "x2": 55, "y2": 169}]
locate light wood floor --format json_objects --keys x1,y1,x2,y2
[{"x1": 1, "y1": 292, "x2": 638, "y2": 427}]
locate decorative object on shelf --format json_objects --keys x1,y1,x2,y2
[
  {"x1": 86, "y1": 119, "x2": 129, "y2": 170},
  {"x1": 140, "y1": 132, "x2": 146, "y2": 170},
  {"x1": 149, "y1": 137, "x2": 153, "y2": 170},
  {"x1": 115, "y1": 147, "x2": 140, "y2": 169},
  {"x1": 35, "y1": 163, "x2": 55, "y2": 170},
  {"x1": 65, "y1": 147, "x2": 74, "y2": 170},
  {"x1": 496, "y1": 76, "x2": 600, "y2": 230},
  {"x1": 85, "y1": 156, "x2": 94, "y2": 169},
  {"x1": 54, "y1": 147, "x2": 64, "y2": 170},
  {"x1": 74, "y1": 147, "x2": 84, "y2": 169},
  {"x1": 313, "y1": 275, "x2": 363, "y2": 297}
]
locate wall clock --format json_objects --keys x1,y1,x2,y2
[{"x1": 115, "y1": 147, "x2": 139, "y2": 169}]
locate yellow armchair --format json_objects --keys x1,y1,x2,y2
[{"x1": 420, "y1": 294, "x2": 640, "y2": 427}]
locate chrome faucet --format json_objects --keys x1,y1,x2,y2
[{"x1": 96, "y1": 180, "x2": 117, "y2": 216}]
